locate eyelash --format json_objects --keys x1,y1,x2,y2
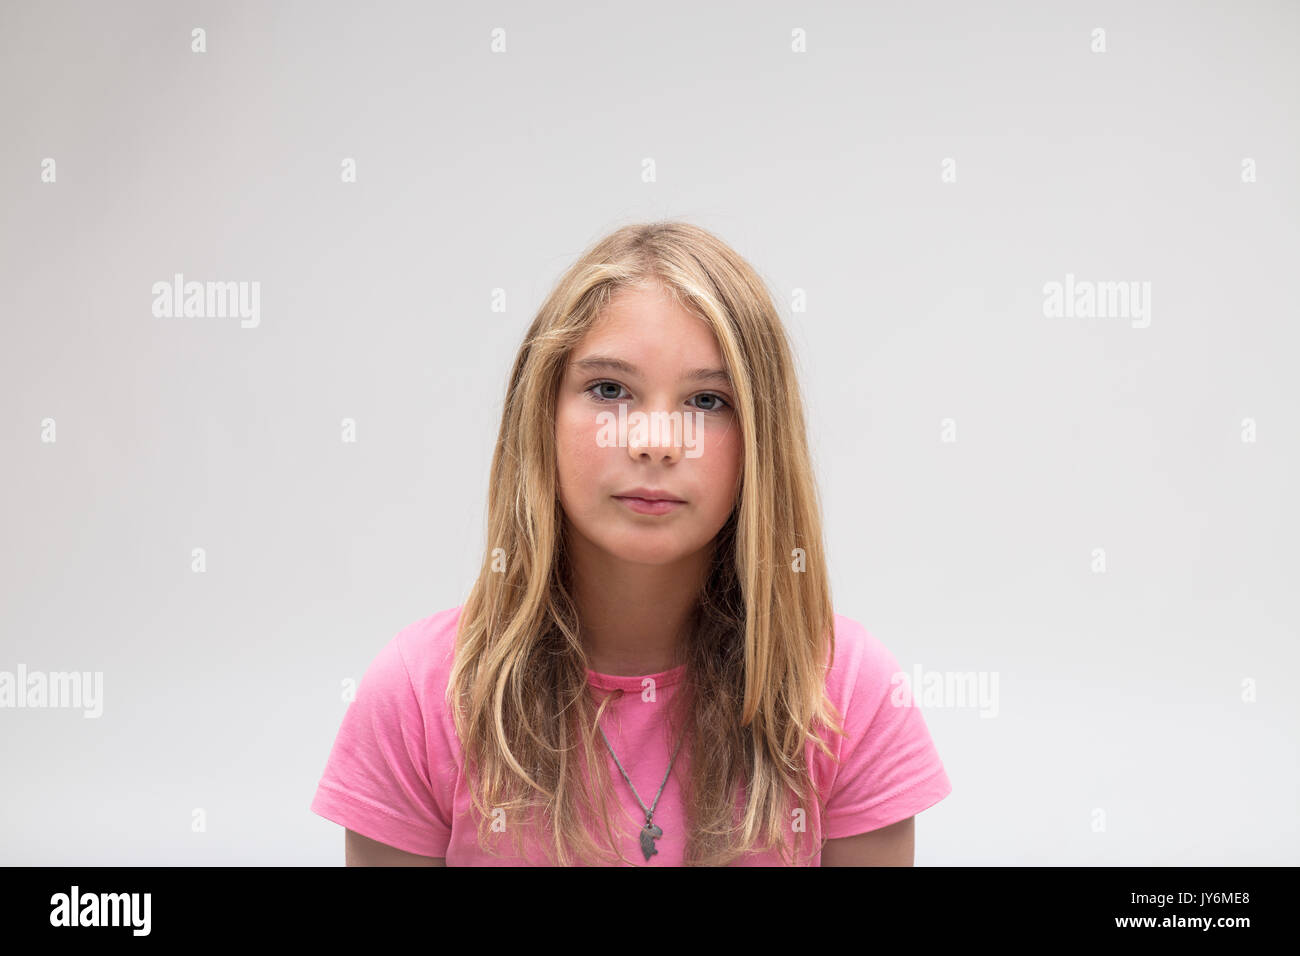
[{"x1": 584, "y1": 380, "x2": 732, "y2": 413}]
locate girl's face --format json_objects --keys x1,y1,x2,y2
[{"x1": 555, "y1": 284, "x2": 743, "y2": 566}]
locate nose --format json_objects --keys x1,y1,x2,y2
[{"x1": 625, "y1": 406, "x2": 684, "y2": 464}]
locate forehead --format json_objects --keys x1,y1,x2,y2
[
  {"x1": 569, "y1": 291, "x2": 730, "y2": 385},
  {"x1": 582, "y1": 285, "x2": 721, "y2": 351}
]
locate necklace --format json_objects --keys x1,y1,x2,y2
[{"x1": 597, "y1": 716, "x2": 687, "y2": 862}]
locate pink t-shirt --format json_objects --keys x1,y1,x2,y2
[{"x1": 311, "y1": 605, "x2": 952, "y2": 865}]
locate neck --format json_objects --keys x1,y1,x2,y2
[{"x1": 566, "y1": 534, "x2": 709, "y2": 677}]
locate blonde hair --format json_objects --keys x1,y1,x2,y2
[{"x1": 447, "y1": 220, "x2": 844, "y2": 865}]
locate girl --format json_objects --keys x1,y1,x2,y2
[{"x1": 311, "y1": 221, "x2": 951, "y2": 866}]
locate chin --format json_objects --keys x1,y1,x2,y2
[{"x1": 599, "y1": 535, "x2": 693, "y2": 567}]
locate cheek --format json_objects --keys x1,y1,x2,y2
[
  {"x1": 702, "y1": 419, "x2": 742, "y2": 479},
  {"x1": 556, "y1": 402, "x2": 603, "y2": 485}
]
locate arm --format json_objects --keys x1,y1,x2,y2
[
  {"x1": 820, "y1": 815, "x2": 914, "y2": 866},
  {"x1": 345, "y1": 828, "x2": 446, "y2": 867}
]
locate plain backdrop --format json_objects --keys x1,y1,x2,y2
[{"x1": 1, "y1": 0, "x2": 1296, "y2": 865}]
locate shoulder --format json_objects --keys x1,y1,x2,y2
[
  {"x1": 813, "y1": 613, "x2": 952, "y2": 838},
  {"x1": 313, "y1": 608, "x2": 465, "y2": 850},
  {"x1": 824, "y1": 612, "x2": 906, "y2": 712},
  {"x1": 352, "y1": 605, "x2": 464, "y2": 729},
  {"x1": 391, "y1": 605, "x2": 463, "y2": 675}
]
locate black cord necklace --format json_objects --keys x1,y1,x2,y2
[{"x1": 596, "y1": 718, "x2": 687, "y2": 861}]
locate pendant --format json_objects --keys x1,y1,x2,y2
[{"x1": 639, "y1": 821, "x2": 664, "y2": 861}]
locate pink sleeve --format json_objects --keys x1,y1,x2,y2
[
  {"x1": 310, "y1": 633, "x2": 453, "y2": 857},
  {"x1": 821, "y1": 627, "x2": 952, "y2": 839}
]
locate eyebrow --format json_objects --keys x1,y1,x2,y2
[{"x1": 569, "y1": 354, "x2": 733, "y2": 388}]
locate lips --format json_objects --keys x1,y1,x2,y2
[
  {"x1": 614, "y1": 495, "x2": 685, "y2": 516},
  {"x1": 614, "y1": 487, "x2": 685, "y2": 503}
]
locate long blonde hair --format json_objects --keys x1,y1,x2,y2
[{"x1": 447, "y1": 220, "x2": 844, "y2": 865}]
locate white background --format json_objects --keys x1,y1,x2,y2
[{"x1": 1, "y1": 0, "x2": 1296, "y2": 864}]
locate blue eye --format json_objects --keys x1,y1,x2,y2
[
  {"x1": 587, "y1": 381, "x2": 628, "y2": 402},
  {"x1": 584, "y1": 381, "x2": 731, "y2": 412},
  {"x1": 689, "y1": 392, "x2": 730, "y2": 412}
]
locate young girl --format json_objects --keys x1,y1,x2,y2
[{"x1": 311, "y1": 221, "x2": 951, "y2": 866}]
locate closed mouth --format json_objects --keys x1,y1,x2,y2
[{"x1": 614, "y1": 488, "x2": 686, "y2": 503}]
